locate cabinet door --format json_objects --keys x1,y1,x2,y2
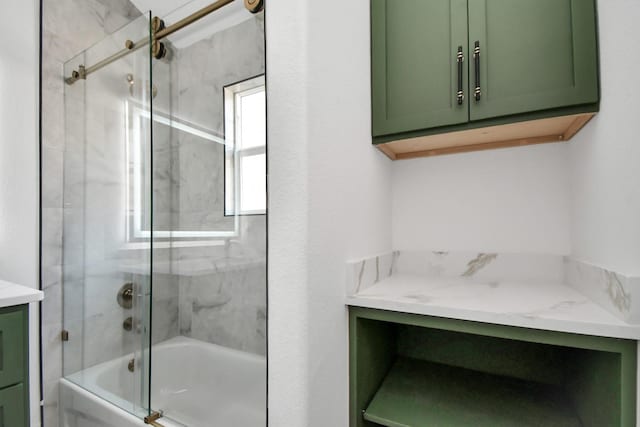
[
  {"x1": 0, "y1": 383, "x2": 26, "y2": 427},
  {"x1": 468, "y1": 0, "x2": 598, "y2": 121},
  {"x1": 371, "y1": 0, "x2": 469, "y2": 137},
  {"x1": 0, "y1": 306, "x2": 26, "y2": 389}
]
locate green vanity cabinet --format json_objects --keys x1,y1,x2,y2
[
  {"x1": 0, "y1": 384, "x2": 26, "y2": 427},
  {"x1": 0, "y1": 305, "x2": 29, "y2": 427},
  {"x1": 349, "y1": 307, "x2": 637, "y2": 427},
  {"x1": 371, "y1": 0, "x2": 600, "y2": 159}
]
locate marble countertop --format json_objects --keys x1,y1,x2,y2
[
  {"x1": 0, "y1": 279, "x2": 43, "y2": 308},
  {"x1": 347, "y1": 274, "x2": 640, "y2": 340}
]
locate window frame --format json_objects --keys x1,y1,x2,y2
[{"x1": 223, "y1": 74, "x2": 267, "y2": 217}]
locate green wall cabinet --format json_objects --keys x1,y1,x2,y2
[
  {"x1": 468, "y1": 0, "x2": 598, "y2": 121},
  {"x1": 0, "y1": 305, "x2": 29, "y2": 427},
  {"x1": 371, "y1": 0, "x2": 600, "y2": 160},
  {"x1": 371, "y1": 0, "x2": 469, "y2": 137},
  {"x1": 349, "y1": 307, "x2": 637, "y2": 427}
]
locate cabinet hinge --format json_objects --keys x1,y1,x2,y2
[{"x1": 61, "y1": 330, "x2": 69, "y2": 341}]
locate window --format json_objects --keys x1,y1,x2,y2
[{"x1": 224, "y1": 75, "x2": 266, "y2": 216}]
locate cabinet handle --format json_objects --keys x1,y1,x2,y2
[
  {"x1": 473, "y1": 41, "x2": 481, "y2": 101},
  {"x1": 456, "y1": 46, "x2": 464, "y2": 105}
]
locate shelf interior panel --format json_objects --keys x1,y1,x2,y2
[{"x1": 364, "y1": 357, "x2": 583, "y2": 427}]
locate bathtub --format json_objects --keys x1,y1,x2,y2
[{"x1": 60, "y1": 336, "x2": 266, "y2": 427}]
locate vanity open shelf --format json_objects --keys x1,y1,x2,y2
[
  {"x1": 349, "y1": 307, "x2": 637, "y2": 427},
  {"x1": 364, "y1": 357, "x2": 581, "y2": 427}
]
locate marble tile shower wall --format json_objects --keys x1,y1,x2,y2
[
  {"x1": 173, "y1": 14, "x2": 265, "y2": 232},
  {"x1": 42, "y1": 1, "x2": 142, "y2": 426},
  {"x1": 172, "y1": 14, "x2": 266, "y2": 354},
  {"x1": 178, "y1": 261, "x2": 267, "y2": 355}
]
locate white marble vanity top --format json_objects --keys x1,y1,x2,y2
[
  {"x1": 0, "y1": 279, "x2": 43, "y2": 308},
  {"x1": 345, "y1": 251, "x2": 640, "y2": 340},
  {"x1": 347, "y1": 274, "x2": 640, "y2": 340}
]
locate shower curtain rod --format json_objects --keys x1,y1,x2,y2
[{"x1": 65, "y1": 0, "x2": 263, "y2": 85}]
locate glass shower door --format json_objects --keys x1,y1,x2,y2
[
  {"x1": 144, "y1": 2, "x2": 267, "y2": 425},
  {"x1": 61, "y1": 3, "x2": 267, "y2": 425},
  {"x1": 62, "y1": 12, "x2": 154, "y2": 420}
]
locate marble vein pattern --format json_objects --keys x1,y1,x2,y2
[
  {"x1": 348, "y1": 251, "x2": 565, "y2": 296},
  {"x1": 348, "y1": 274, "x2": 640, "y2": 339},
  {"x1": 605, "y1": 270, "x2": 632, "y2": 313},
  {"x1": 346, "y1": 252, "x2": 396, "y2": 296},
  {"x1": 462, "y1": 253, "x2": 498, "y2": 277},
  {"x1": 178, "y1": 261, "x2": 267, "y2": 356},
  {"x1": 564, "y1": 257, "x2": 639, "y2": 324},
  {"x1": 172, "y1": 14, "x2": 265, "y2": 233},
  {"x1": 169, "y1": 14, "x2": 266, "y2": 355},
  {"x1": 394, "y1": 251, "x2": 565, "y2": 283},
  {"x1": 347, "y1": 251, "x2": 640, "y2": 337}
]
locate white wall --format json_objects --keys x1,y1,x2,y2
[
  {"x1": 391, "y1": 1, "x2": 640, "y2": 268},
  {"x1": 0, "y1": 0, "x2": 39, "y2": 287},
  {"x1": 268, "y1": 0, "x2": 639, "y2": 425},
  {"x1": 0, "y1": 1, "x2": 41, "y2": 426},
  {"x1": 267, "y1": 0, "x2": 392, "y2": 425},
  {"x1": 569, "y1": 0, "x2": 640, "y2": 276},
  {"x1": 392, "y1": 143, "x2": 572, "y2": 254},
  {"x1": 266, "y1": 2, "x2": 310, "y2": 424}
]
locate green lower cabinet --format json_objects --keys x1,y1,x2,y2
[
  {"x1": 0, "y1": 383, "x2": 26, "y2": 427},
  {"x1": 349, "y1": 307, "x2": 637, "y2": 427},
  {"x1": 0, "y1": 305, "x2": 29, "y2": 427},
  {"x1": 0, "y1": 305, "x2": 27, "y2": 389}
]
